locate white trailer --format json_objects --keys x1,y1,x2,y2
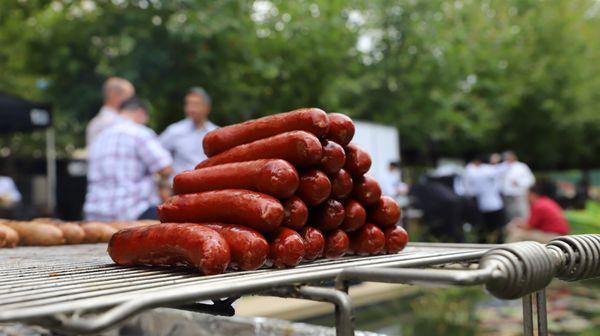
[{"x1": 351, "y1": 120, "x2": 400, "y2": 183}]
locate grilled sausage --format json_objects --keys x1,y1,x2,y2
[
  {"x1": 0, "y1": 224, "x2": 18, "y2": 247},
  {"x1": 352, "y1": 176, "x2": 382, "y2": 206},
  {"x1": 269, "y1": 227, "x2": 306, "y2": 268},
  {"x1": 108, "y1": 221, "x2": 141, "y2": 231},
  {"x1": 202, "y1": 223, "x2": 269, "y2": 271},
  {"x1": 330, "y1": 169, "x2": 353, "y2": 200},
  {"x1": 81, "y1": 222, "x2": 118, "y2": 243},
  {"x1": 203, "y1": 108, "x2": 329, "y2": 157},
  {"x1": 310, "y1": 199, "x2": 345, "y2": 231},
  {"x1": 175, "y1": 159, "x2": 299, "y2": 199},
  {"x1": 340, "y1": 200, "x2": 366, "y2": 232},
  {"x1": 4, "y1": 221, "x2": 65, "y2": 246},
  {"x1": 282, "y1": 196, "x2": 308, "y2": 230},
  {"x1": 324, "y1": 229, "x2": 350, "y2": 259},
  {"x1": 53, "y1": 223, "x2": 85, "y2": 244},
  {"x1": 369, "y1": 196, "x2": 401, "y2": 228},
  {"x1": 319, "y1": 140, "x2": 345, "y2": 175},
  {"x1": 384, "y1": 225, "x2": 409, "y2": 254},
  {"x1": 108, "y1": 223, "x2": 230, "y2": 275},
  {"x1": 196, "y1": 131, "x2": 323, "y2": 169},
  {"x1": 326, "y1": 113, "x2": 355, "y2": 146},
  {"x1": 350, "y1": 223, "x2": 385, "y2": 256},
  {"x1": 296, "y1": 170, "x2": 331, "y2": 206},
  {"x1": 344, "y1": 144, "x2": 372, "y2": 177},
  {"x1": 299, "y1": 226, "x2": 325, "y2": 260},
  {"x1": 158, "y1": 189, "x2": 284, "y2": 233}
]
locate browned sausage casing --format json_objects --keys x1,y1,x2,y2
[
  {"x1": 282, "y1": 196, "x2": 308, "y2": 230},
  {"x1": 4, "y1": 221, "x2": 65, "y2": 246},
  {"x1": 175, "y1": 159, "x2": 299, "y2": 199},
  {"x1": 340, "y1": 200, "x2": 366, "y2": 232},
  {"x1": 311, "y1": 199, "x2": 345, "y2": 231},
  {"x1": 108, "y1": 223, "x2": 231, "y2": 275},
  {"x1": 319, "y1": 140, "x2": 346, "y2": 175},
  {"x1": 54, "y1": 223, "x2": 85, "y2": 244},
  {"x1": 202, "y1": 223, "x2": 269, "y2": 271},
  {"x1": 350, "y1": 223, "x2": 385, "y2": 256},
  {"x1": 369, "y1": 196, "x2": 401, "y2": 228},
  {"x1": 300, "y1": 226, "x2": 325, "y2": 260},
  {"x1": 196, "y1": 131, "x2": 323, "y2": 169},
  {"x1": 81, "y1": 222, "x2": 118, "y2": 243},
  {"x1": 326, "y1": 113, "x2": 355, "y2": 146},
  {"x1": 296, "y1": 170, "x2": 331, "y2": 206},
  {"x1": 269, "y1": 227, "x2": 306, "y2": 268},
  {"x1": 324, "y1": 229, "x2": 350, "y2": 259},
  {"x1": 158, "y1": 189, "x2": 284, "y2": 233},
  {"x1": 0, "y1": 224, "x2": 18, "y2": 247},
  {"x1": 384, "y1": 225, "x2": 409, "y2": 254},
  {"x1": 344, "y1": 144, "x2": 372, "y2": 177},
  {"x1": 203, "y1": 108, "x2": 329, "y2": 157},
  {"x1": 352, "y1": 176, "x2": 382, "y2": 206},
  {"x1": 330, "y1": 169, "x2": 353, "y2": 200}
]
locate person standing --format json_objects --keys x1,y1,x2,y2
[
  {"x1": 160, "y1": 87, "x2": 218, "y2": 176},
  {"x1": 380, "y1": 161, "x2": 406, "y2": 198},
  {"x1": 84, "y1": 97, "x2": 173, "y2": 221},
  {"x1": 463, "y1": 156, "x2": 505, "y2": 243},
  {"x1": 507, "y1": 182, "x2": 569, "y2": 243},
  {"x1": 501, "y1": 151, "x2": 535, "y2": 221},
  {"x1": 86, "y1": 77, "x2": 135, "y2": 146}
]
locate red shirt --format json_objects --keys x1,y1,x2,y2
[{"x1": 527, "y1": 196, "x2": 569, "y2": 235}]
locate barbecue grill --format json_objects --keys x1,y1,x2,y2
[{"x1": 1, "y1": 234, "x2": 599, "y2": 336}]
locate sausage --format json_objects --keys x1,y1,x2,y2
[
  {"x1": 352, "y1": 176, "x2": 382, "y2": 206},
  {"x1": 108, "y1": 223, "x2": 230, "y2": 275},
  {"x1": 310, "y1": 199, "x2": 345, "y2": 231},
  {"x1": 296, "y1": 170, "x2": 331, "y2": 206},
  {"x1": 324, "y1": 229, "x2": 350, "y2": 259},
  {"x1": 0, "y1": 229, "x2": 5, "y2": 247},
  {"x1": 330, "y1": 169, "x2": 353, "y2": 200},
  {"x1": 203, "y1": 108, "x2": 329, "y2": 157},
  {"x1": 369, "y1": 196, "x2": 401, "y2": 228},
  {"x1": 175, "y1": 159, "x2": 299, "y2": 199},
  {"x1": 326, "y1": 113, "x2": 355, "y2": 146},
  {"x1": 196, "y1": 131, "x2": 323, "y2": 169},
  {"x1": 269, "y1": 227, "x2": 306, "y2": 268},
  {"x1": 350, "y1": 223, "x2": 385, "y2": 256},
  {"x1": 344, "y1": 143, "x2": 372, "y2": 177},
  {"x1": 53, "y1": 223, "x2": 85, "y2": 244},
  {"x1": 81, "y1": 222, "x2": 118, "y2": 243},
  {"x1": 202, "y1": 223, "x2": 269, "y2": 271},
  {"x1": 4, "y1": 221, "x2": 65, "y2": 246},
  {"x1": 299, "y1": 226, "x2": 325, "y2": 260},
  {"x1": 319, "y1": 140, "x2": 345, "y2": 174},
  {"x1": 384, "y1": 226, "x2": 409, "y2": 254},
  {"x1": 108, "y1": 221, "x2": 141, "y2": 231},
  {"x1": 158, "y1": 189, "x2": 284, "y2": 233},
  {"x1": 340, "y1": 200, "x2": 366, "y2": 232},
  {"x1": 282, "y1": 196, "x2": 308, "y2": 230},
  {"x1": 0, "y1": 224, "x2": 19, "y2": 247}
]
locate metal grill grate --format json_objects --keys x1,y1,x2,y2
[{"x1": 0, "y1": 244, "x2": 486, "y2": 323}]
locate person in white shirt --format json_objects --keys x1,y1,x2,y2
[
  {"x1": 84, "y1": 97, "x2": 173, "y2": 221},
  {"x1": 0, "y1": 176, "x2": 21, "y2": 208},
  {"x1": 463, "y1": 156, "x2": 506, "y2": 243},
  {"x1": 501, "y1": 151, "x2": 535, "y2": 221},
  {"x1": 159, "y1": 87, "x2": 218, "y2": 177},
  {"x1": 86, "y1": 77, "x2": 135, "y2": 146}
]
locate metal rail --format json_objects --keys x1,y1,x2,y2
[{"x1": 0, "y1": 234, "x2": 598, "y2": 336}]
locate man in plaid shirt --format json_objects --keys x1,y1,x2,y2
[{"x1": 84, "y1": 97, "x2": 173, "y2": 221}]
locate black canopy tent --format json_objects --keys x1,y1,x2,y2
[{"x1": 0, "y1": 92, "x2": 56, "y2": 213}]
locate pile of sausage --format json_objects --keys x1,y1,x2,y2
[
  {"x1": 108, "y1": 109, "x2": 408, "y2": 275},
  {"x1": 0, "y1": 219, "x2": 158, "y2": 247}
]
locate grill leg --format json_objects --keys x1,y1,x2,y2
[
  {"x1": 535, "y1": 290, "x2": 548, "y2": 336},
  {"x1": 522, "y1": 294, "x2": 534, "y2": 336},
  {"x1": 297, "y1": 286, "x2": 355, "y2": 336}
]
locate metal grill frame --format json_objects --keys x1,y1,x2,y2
[{"x1": 1, "y1": 234, "x2": 598, "y2": 336}]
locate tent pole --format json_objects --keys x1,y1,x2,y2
[{"x1": 46, "y1": 127, "x2": 56, "y2": 215}]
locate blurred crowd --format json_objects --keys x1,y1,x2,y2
[{"x1": 382, "y1": 151, "x2": 570, "y2": 244}]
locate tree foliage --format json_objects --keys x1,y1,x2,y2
[{"x1": 1, "y1": 0, "x2": 599, "y2": 169}]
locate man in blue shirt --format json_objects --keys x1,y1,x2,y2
[{"x1": 159, "y1": 87, "x2": 218, "y2": 178}]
